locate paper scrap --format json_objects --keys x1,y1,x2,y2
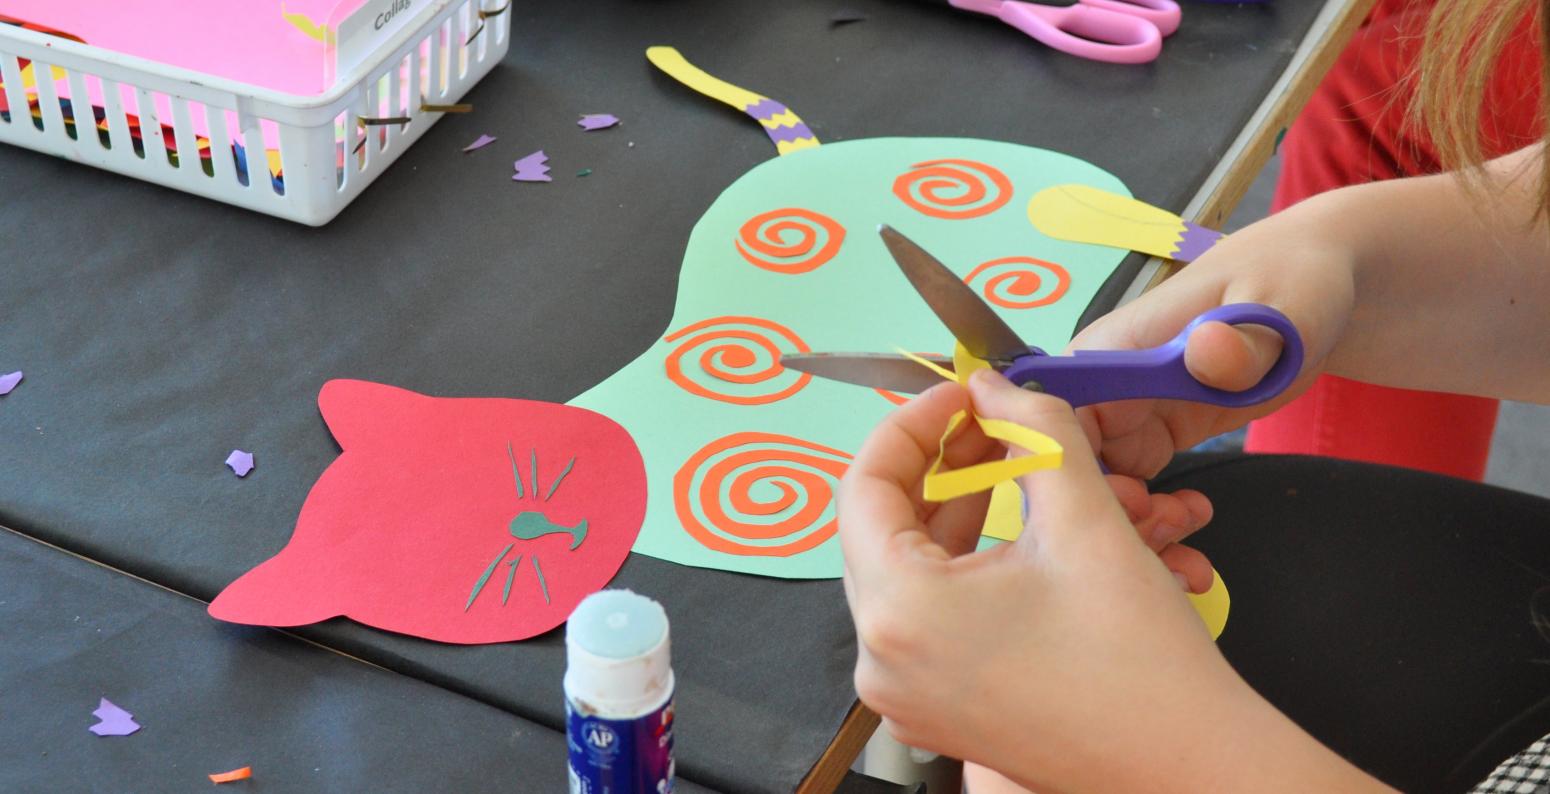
[
  {"x1": 577, "y1": 114, "x2": 619, "y2": 131},
  {"x1": 89, "y1": 698, "x2": 140, "y2": 736},
  {"x1": 1027, "y1": 184, "x2": 1223, "y2": 262},
  {"x1": 225, "y1": 450, "x2": 255, "y2": 478},
  {"x1": 645, "y1": 46, "x2": 820, "y2": 156},
  {"x1": 0, "y1": 370, "x2": 21, "y2": 395},
  {"x1": 513, "y1": 150, "x2": 552, "y2": 182},
  {"x1": 209, "y1": 380, "x2": 647, "y2": 644},
  {"x1": 463, "y1": 134, "x2": 497, "y2": 152},
  {"x1": 576, "y1": 168, "x2": 593, "y2": 177},
  {"x1": 830, "y1": 8, "x2": 867, "y2": 25},
  {"x1": 209, "y1": 767, "x2": 253, "y2": 784}
]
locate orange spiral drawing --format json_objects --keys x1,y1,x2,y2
[
  {"x1": 964, "y1": 256, "x2": 1070, "y2": 309},
  {"x1": 664, "y1": 316, "x2": 813, "y2": 405},
  {"x1": 734, "y1": 208, "x2": 847, "y2": 274},
  {"x1": 674, "y1": 432, "x2": 852, "y2": 556},
  {"x1": 892, "y1": 159, "x2": 1013, "y2": 220}
]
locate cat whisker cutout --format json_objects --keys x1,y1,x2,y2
[
  {"x1": 544, "y1": 457, "x2": 576, "y2": 501},
  {"x1": 533, "y1": 555, "x2": 551, "y2": 605},
  {"x1": 502, "y1": 554, "x2": 523, "y2": 605},
  {"x1": 466, "y1": 542, "x2": 515, "y2": 611},
  {"x1": 506, "y1": 442, "x2": 525, "y2": 499}
]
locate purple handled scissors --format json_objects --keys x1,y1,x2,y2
[
  {"x1": 947, "y1": 0, "x2": 1181, "y2": 65},
  {"x1": 780, "y1": 225, "x2": 1303, "y2": 409}
]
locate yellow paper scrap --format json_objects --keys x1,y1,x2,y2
[
  {"x1": 1187, "y1": 569, "x2": 1231, "y2": 639},
  {"x1": 645, "y1": 46, "x2": 820, "y2": 156}
]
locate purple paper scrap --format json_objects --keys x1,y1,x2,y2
[
  {"x1": 463, "y1": 134, "x2": 497, "y2": 152},
  {"x1": 226, "y1": 450, "x2": 255, "y2": 478},
  {"x1": 513, "y1": 150, "x2": 552, "y2": 182},
  {"x1": 0, "y1": 370, "x2": 21, "y2": 396},
  {"x1": 577, "y1": 114, "x2": 619, "y2": 131},
  {"x1": 89, "y1": 698, "x2": 141, "y2": 737}
]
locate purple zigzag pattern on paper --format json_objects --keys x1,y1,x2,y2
[
  {"x1": 1170, "y1": 222, "x2": 1224, "y2": 262},
  {"x1": 742, "y1": 98, "x2": 817, "y2": 148}
]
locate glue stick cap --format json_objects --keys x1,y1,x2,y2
[{"x1": 565, "y1": 590, "x2": 673, "y2": 716}]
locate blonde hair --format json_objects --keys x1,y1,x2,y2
[{"x1": 1415, "y1": 0, "x2": 1550, "y2": 213}]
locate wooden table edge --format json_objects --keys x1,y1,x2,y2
[
  {"x1": 799, "y1": 0, "x2": 1379, "y2": 790},
  {"x1": 1128, "y1": 0, "x2": 1382, "y2": 298}
]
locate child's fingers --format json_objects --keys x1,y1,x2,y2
[
  {"x1": 839, "y1": 383, "x2": 973, "y2": 584},
  {"x1": 1158, "y1": 543, "x2": 1215, "y2": 593},
  {"x1": 965, "y1": 371, "x2": 1129, "y2": 548},
  {"x1": 1183, "y1": 320, "x2": 1286, "y2": 393}
]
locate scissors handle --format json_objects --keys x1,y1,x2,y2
[
  {"x1": 1083, "y1": 0, "x2": 1180, "y2": 37},
  {"x1": 1002, "y1": 1, "x2": 1162, "y2": 64},
  {"x1": 1001, "y1": 303, "x2": 1305, "y2": 408}
]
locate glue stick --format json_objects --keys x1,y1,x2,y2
[{"x1": 565, "y1": 590, "x2": 675, "y2": 794}]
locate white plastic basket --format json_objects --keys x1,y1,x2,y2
[{"x1": 0, "y1": 1, "x2": 509, "y2": 225}]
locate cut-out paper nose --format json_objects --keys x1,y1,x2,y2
[{"x1": 509, "y1": 511, "x2": 588, "y2": 550}]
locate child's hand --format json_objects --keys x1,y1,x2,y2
[
  {"x1": 1070, "y1": 196, "x2": 1360, "y2": 477},
  {"x1": 839, "y1": 372, "x2": 1242, "y2": 789},
  {"x1": 839, "y1": 372, "x2": 1382, "y2": 792}
]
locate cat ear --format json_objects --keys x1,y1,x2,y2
[
  {"x1": 317, "y1": 379, "x2": 429, "y2": 450},
  {"x1": 208, "y1": 548, "x2": 340, "y2": 628}
]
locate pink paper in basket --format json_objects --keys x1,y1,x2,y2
[{"x1": 0, "y1": 0, "x2": 368, "y2": 96}]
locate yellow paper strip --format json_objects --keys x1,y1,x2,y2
[
  {"x1": 923, "y1": 411, "x2": 1063, "y2": 501},
  {"x1": 1187, "y1": 569, "x2": 1231, "y2": 639},
  {"x1": 1027, "y1": 183, "x2": 1186, "y2": 260},
  {"x1": 645, "y1": 46, "x2": 820, "y2": 156}
]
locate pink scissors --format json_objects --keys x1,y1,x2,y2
[{"x1": 947, "y1": 0, "x2": 1182, "y2": 64}]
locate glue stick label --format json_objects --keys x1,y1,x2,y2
[{"x1": 566, "y1": 697, "x2": 674, "y2": 794}]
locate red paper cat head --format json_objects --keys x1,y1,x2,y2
[{"x1": 209, "y1": 379, "x2": 647, "y2": 644}]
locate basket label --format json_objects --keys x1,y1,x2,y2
[{"x1": 333, "y1": 0, "x2": 421, "y2": 83}]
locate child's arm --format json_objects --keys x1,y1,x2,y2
[{"x1": 1072, "y1": 145, "x2": 1550, "y2": 477}]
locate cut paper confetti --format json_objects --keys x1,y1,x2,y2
[
  {"x1": 209, "y1": 767, "x2": 253, "y2": 784},
  {"x1": 463, "y1": 134, "x2": 498, "y2": 152},
  {"x1": 646, "y1": 46, "x2": 820, "y2": 156},
  {"x1": 578, "y1": 114, "x2": 620, "y2": 131},
  {"x1": 89, "y1": 698, "x2": 140, "y2": 736},
  {"x1": 513, "y1": 150, "x2": 553, "y2": 182},
  {"x1": 569, "y1": 134, "x2": 1136, "y2": 578},
  {"x1": 1027, "y1": 183, "x2": 1224, "y2": 262},
  {"x1": 225, "y1": 450, "x2": 255, "y2": 478},
  {"x1": 0, "y1": 370, "x2": 21, "y2": 395},
  {"x1": 209, "y1": 380, "x2": 646, "y2": 644}
]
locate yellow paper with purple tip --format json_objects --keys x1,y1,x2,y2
[{"x1": 1027, "y1": 184, "x2": 1224, "y2": 262}]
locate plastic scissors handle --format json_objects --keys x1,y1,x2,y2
[
  {"x1": 1083, "y1": 0, "x2": 1180, "y2": 37},
  {"x1": 1001, "y1": 1, "x2": 1162, "y2": 64},
  {"x1": 1000, "y1": 303, "x2": 1305, "y2": 408}
]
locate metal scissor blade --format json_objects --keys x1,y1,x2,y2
[
  {"x1": 781, "y1": 352, "x2": 954, "y2": 394},
  {"x1": 879, "y1": 225, "x2": 1029, "y2": 363}
]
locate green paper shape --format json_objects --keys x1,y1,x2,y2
[
  {"x1": 506, "y1": 442, "x2": 524, "y2": 499},
  {"x1": 508, "y1": 511, "x2": 588, "y2": 550},
  {"x1": 570, "y1": 138, "x2": 1131, "y2": 578},
  {"x1": 544, "y1": 457, "x2": 576, "y2": 501}
]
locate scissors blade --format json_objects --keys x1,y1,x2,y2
[
  {"x1": 781, "y1": 352, "x2": 954, "y2": 394},
  {"x1": 878, "y1": 225, "x2": 1028, "y2": 362}
]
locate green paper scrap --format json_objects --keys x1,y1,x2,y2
[
  {"x1": 569, "y1": 138, "x2": 1131, "y2": 578},
  {"x1": 577, "y1": 168, "x2": 592, "y2": 177},
  {"x1": 532, "y1": 555, "x2": 550, "y2": 605},
  {"x1": 508, "y1": 511, "x2": 588, "y2": 549},
  {"x1": 466, "y1": 543, "x2": 514, "y2": 611},
  {"x1": 529, "y1": 449, "x2": 538, "y2": 500},
  {"x1": 544, "y1": 457, "x2": 576, "y2": 501}
]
